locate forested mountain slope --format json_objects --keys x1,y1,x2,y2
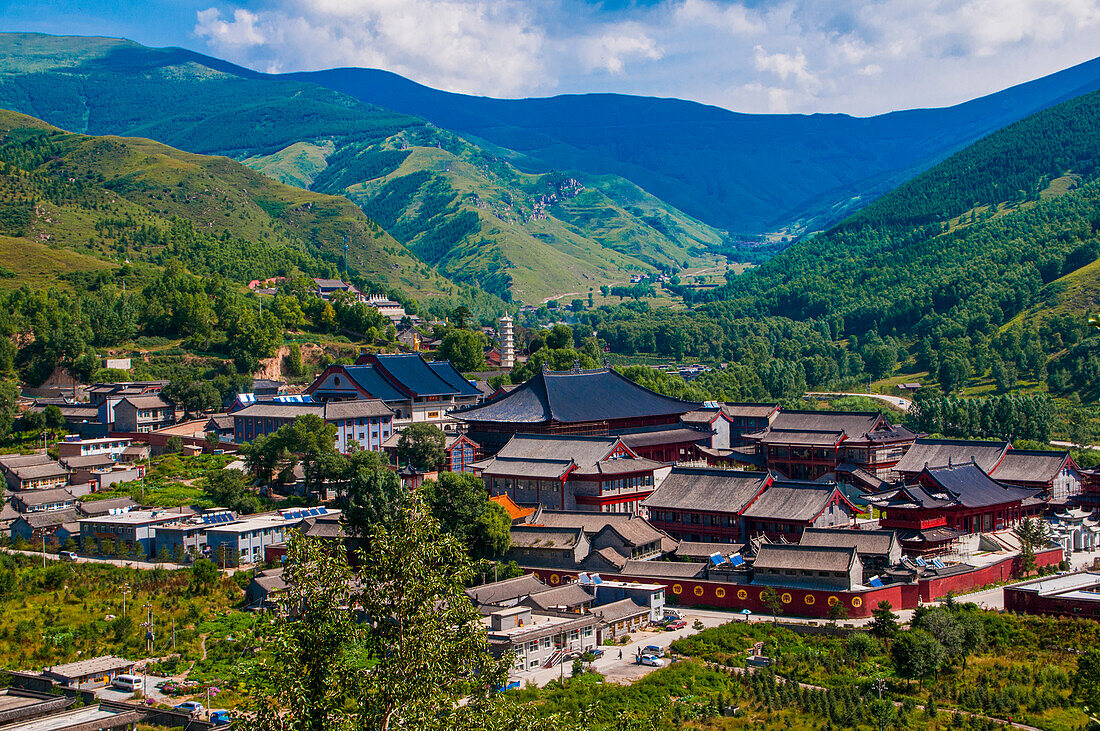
[
  {"x1": 0, "y1": 33, "x2": 723, "y2": 302},
  {"x1": 291, "y1": 56, "x2": 1100, "y2": 236},
  {"x1": 0, "y1": 107, "x2": 468, "y2": 302},
  {"x1": 580, "y1": 89, "x2": 1100, "y2": 404}
]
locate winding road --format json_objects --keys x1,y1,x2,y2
[{"x1": 805, "y1": 392, "x2": 913, "y2": 413}]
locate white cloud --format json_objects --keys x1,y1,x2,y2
[
  {"x1": 578, "y1": 25, "x2": 663, "y2": 75},
  {"x1": 194, "y1": 7, "x2": 265, "y2": 48},
  {"x1": 190, "y1": 0, "x2": 1100, "y2": 114}
]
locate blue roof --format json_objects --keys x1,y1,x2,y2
[
  {"x1": 427, "y1": 360, "x2": 483, "y2": 398},
  {"x1": 341, "y1": 366, "x2": 407, "y2": 401},
  {"x1": 362, "y1": 353, "x2": 474, "y2": 398}
]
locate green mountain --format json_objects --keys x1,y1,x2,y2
[
  {"x1": 586, "y1": 88, "x2": 1100, "y2": 404},
  {"x1": 0, "y1": 106, "x2": 465, "y2": 303},
  {"x1": 0, "y1": 33, "x2": 723, "y2": 303},
  {"x1": 292, "y1": 56, "x2": 1100, "y2": 237}
]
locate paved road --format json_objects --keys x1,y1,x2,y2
[
  {"x1": 1, "y1": 547, "x2": 246, "y2": 574},
  {"x1": 805, "y1": 392, "x2": 913, "y2": 412}
]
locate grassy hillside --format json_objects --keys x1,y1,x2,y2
[
  {"x1": 0, "y1": 33, "x2": 723, "y2": 303},
  {"x1": 0, "y1": 107, "x2": 461, "y2": 300}
]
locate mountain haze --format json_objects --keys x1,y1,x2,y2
[{"x1": 293, "y1": 57, "x2": 1100, "y2": 237}]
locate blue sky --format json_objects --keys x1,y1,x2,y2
[{"x1": 3, "y1": 0, "x2": 1099, "y2": 115}]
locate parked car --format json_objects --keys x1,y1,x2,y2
[
  {"x1": 642, "y1": 645, "x2": 664, "y2": 657},
  {"x1": 174, "y1": 701, "x2": 204, "y2": 715},
  {"x1": 59, "y1": 551, "x2": 78, "y2": 562},
  {"x1": 662, "y1": 608, "x2": 684, "y2": 620},
  {"x1": 111, "y1": 675, "x2": 142, "y2": 692},
  {"x1": 588, "y1": 648, "x2": 605, "y2": 659},
  {"x1": 210, "y1": 710, "x2": 232, "y2": 725},
  {"x1": 640, "y1": 654, "x2": 665, "y2": 667},
  {"x1": 665, "y1": 620, "x2": 687, "y2": 631}
]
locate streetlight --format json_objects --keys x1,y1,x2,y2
[{"x1": 121, "y1": 584, "x2": 131, "y2": 616}]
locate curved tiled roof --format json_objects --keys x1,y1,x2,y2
[
  {"x1": 992, "y1": 450, "x2": 1071, "y2": 484},
  {"x1": 642, "y1": 467, "x2": 770, "y2": 513},
  {"x1": 742, "y1": 481, "x2": 850, "y2": 522},
  {"x1": 454, "y1": 368, "x2": 697, "y2": 424},
  {"x1": 893, "y1": 438, "x2": 1010, "y2": 475}
]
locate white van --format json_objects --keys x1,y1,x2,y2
[
  {"x1": 111, "y1": 674, "x2": 142, "y2": 692},
  {"x1": 662, "y1": 608, "x2": 683, "y2": 621}
]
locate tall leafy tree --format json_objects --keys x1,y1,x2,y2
[
  {"x1": 424, "y1": 472, "x2": 511, "y2": 559},
  {"x1": 396, "y1": 423, "x2": 447, "y2": 472}
]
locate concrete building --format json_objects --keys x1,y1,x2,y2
[
  {"x1": 56, "y1": 437, "x2": 131, "y2": 460},
  {"x1": 10, "y1": 488, "x2": 78, "y2": 514},
  {"x1": 485, "y1": 606, "x2": 598, "y2": 672},
  {"x1": 232, "y1": 399, "x2": 394, "y2": 453},
  {"x1": 78, "y1": 510, "x2": 186, "y2": 557},
  {"x1": 112, "y1": 395, "x2": 176, "y2": 433},
  {"x1": 42, "y1": 656, "x2": 136, "y2": 688},
  {"x1": 1003, "y1": 571, "x2": 1100, "y2": 619}
]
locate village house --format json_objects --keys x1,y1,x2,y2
[
  {"x1": 78, "y1": 510, "x2": 188, "y2": 557},
  {"x1": 5, "y1": 461, "x2": 69, "y2": 491},
  {"x1": 56, "y1": 436, "x2": 132, "y2": 460},
  {"x1": 232, "y1": 399, "x2": 394, "y2": 452},
  {"x1": 643, "y1": 467, "x2": 861, "y2": 543},
  {"x1": 475, "y1": 434, "x2": 668, "y2": 513},
  {"x1": 10, "y1": 487, "x2": 78, "y2": 514},
  {"x1": 305, "y1": 353, "x2": 481, "y2": 429},
  {"x1": 485, "y1": 605, "x2": 599, "y2": 672},
  {"x1": 799, "y1": 527, "x2": 902, "y2": 583},
  {"x1": 112, "y1": 395, "x2": 176, "y2": 433},
  {"x1": 11, "y1": 509, "x2": 80, "y2": 547},
  {"x1": 90, "y1": 380, "x2": 168, "y2": 428},
  {"x1": 752, "y1": 544, "x2": 863, "y2": 592}
]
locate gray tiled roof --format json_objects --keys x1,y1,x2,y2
[
  {"x1": 509, "y1": 526, "x2": 584, "y2": 549},
  {"x1": 466, "y1": 574, "x2": 548, "y2": 605},
  {"x1": 642, "y1": 467, "x2": 768, "y2": 513},
  {"x1": 592, "y1": 598, "x2": 649, "y2": 623},
  {"x1": 742, "y1": 482, "x2": 843, "y2": 522},
  {"x1": 799, "y1": 527, "x2": 897, "y2": 557},
  {"x1": 454, "y1": 367, "x2": 697, "y2": 424},
  {"x1": 621, "y1": 559, "x2": 706, "y2": 578},
  {"x1": 992, "y1": 450, "x2": 1071, "y2": 484},
  {"x1": 893, "y1": 438, "x2": 1011, "y2": 475},
  {"x1": 524, "y1": 583, "x2": 593, "y2": 610},
  {"x1": 754, "y1": 544, "x2": 856, "y2": 572}
]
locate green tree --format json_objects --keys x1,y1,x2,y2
[
  {"x1": 190, "y1": 558, "x2": 219, "y2": 593},
  {"x1": 205, "y1": 469, "x2": 262, "y2": 515},
  {"x1": 341, "y1": 457, "x2": 404, "y2": 539},
  {"x1": 43, "y1": 404, "x2": 66, "y2": 431},
  {"x1": 396, "y1": 423, "x2": 446, "y2": 472},
  {"x1": 164, "y1": 435, "x2": 184, "y2": 454},
  {"x1": 827, "y1": 598, "x2": 848, "y2": 628},
  {"x1": 21, "y1": 409, "x2": 45, "y2": 432},
  {"x1": 239, "y1": 533, "x2": 361, "y2": 731},
  {"x1": 450, "y1": 305, "x2": 472, "y2": 329},
  {"x1": 869, "y1": 600, "x2": 900, "y2": 640},
  {"x1": 1014, "y1": 517, "x2": 1052, "y2": 576},
  {"x1": 284, "y1": 342, "x2": 304, "y2": 378},
  {"x1": 545, "y1": 324, "x2": 574, "y2": 350},
  {"x1": 938, "y1": 356, "x2": 971, "y2": 393},
  {"x1": 891, "y1": 629, "x2": 947, "y2": 689},
  {"x1": 423, "y1": 472, "x2": 511, "y2": 559},
  {"x1": 760, "y1": 586, "x2": 783, "y2": 625},
  {"x1": 205, "y1": 429, "x2": 221, "y2": 452},
  {"x1": 439, "y1": 328, "x2": 485, "y2": 372},
  {"x1": 1073, "y1": 648, "x2": 1100, "y2": 720}
]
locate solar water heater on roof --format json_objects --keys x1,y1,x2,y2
[
  {"x1": 709, "y1": 552, "x2": 725, "y2": 566},
  {"x1": 932, "y1": 558, "x2": 946, "y2": 570},
  {"x1": 868, "y1": 576, "x2": 884, "y2": 587},
  {"x1": 729, "y1": 555, "x2": 745, "y2": 567},
  {"x1": 914, "y1": 557, "x2": 927, "y2": 567}
]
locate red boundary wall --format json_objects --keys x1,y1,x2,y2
[
  {"x1": 111, "y1": 431, "x2": 237, "y2": 455},
  {"x1": 917, "y1": 548, "x2": 1063, "y2": 602},
  {"x1": 526, "y1": 547, "x2": 1063, "y2": 619}
]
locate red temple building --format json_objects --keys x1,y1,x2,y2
[
  {"x1": 867, "y1": 462, "x2": 1040, "y2": 556},
  {"x1": 642, "y1": 466, "x2": 862, "y2": 543},
  {"x1": 741, "y1": 410, "x2": 918, "y2": 481}
]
